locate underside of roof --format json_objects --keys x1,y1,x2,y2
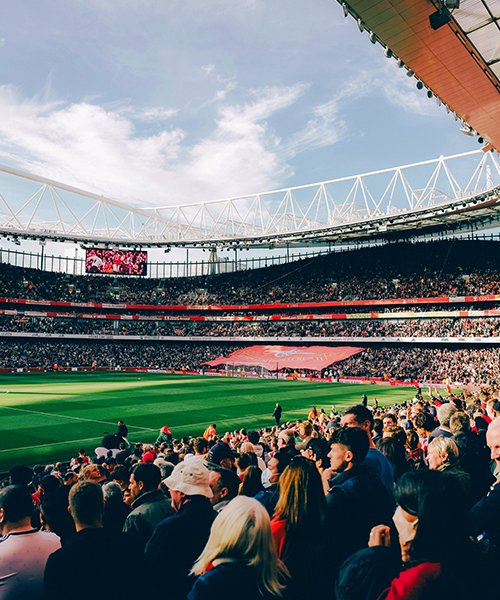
[{"x1": 340, "y1": 0, "x2": 500, "y2": 150}]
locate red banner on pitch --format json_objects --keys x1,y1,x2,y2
[{"x1": 205, "y1": 345, "x2": 365, "y2": 371}]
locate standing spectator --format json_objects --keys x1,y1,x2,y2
[
  {"x1": 428, "y1": 403, "x2": 457, "y2": 441},
  {"x1": 325, "y1": 427, "x2": 394, "y2": 578},
  {"x1": 44, "y1": 481, "x2": 145, "y2": 600},
  {"x1": 0, "y1": 485, "x2": 60, "y2": 599},
  {"x1": 189, "y1": 497, "x2": 287, "y2": 599},
  {"x1": 341, "y1": 405, "x2": 395, "y2": 495},
  {"x1": 145, "y1": 458, "x2": 216, "y2": 599},
  {"x1": 208, "y1": 465, "x2": 241, "y2": 512},
  {"x1": 255, "y1": 450, "x2": 293, "y2": 517},
  {"x1": 271, "y1": 456, "x2": 328, "y2": 599},
  {"x1": 102, "y1": 481, "x2": 130, "y2": 533},
  {"x1": 122, "y1": 462, "x2": 173, "y2": 549}
]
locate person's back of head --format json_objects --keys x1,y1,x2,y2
[
  {"x1": 9, "y1": 465, "x2": 33, "y2": 487},
  {"x1": 191, "y1": 496, "x2": 286, "y2": 597},
  {"x1": 450, "y1": 412, "x2": 471, "y2": 436},
  {"x1": 131, "y1": 462, "x2": 161, "y2": 493},
  {"x1": 69, "y1": 480, "x2": 103, "y2": 530},
  {"x1": 0, "y1": 485, "x2": 33, "y2": 528},
  {"x1": 437, "y1": 402, "x2": 458, "y2": 428},
  {"x1": 40, "y1": 486, "x2": 76, "y2": 543}
]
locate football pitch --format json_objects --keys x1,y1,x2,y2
[{"x1": 0, "y1": 372, "x2": 414, "y2": 471}]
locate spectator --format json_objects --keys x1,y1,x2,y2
[
  {"x1": 208, "y1": 465, "x2": 241, "y2": 512},
  {"x1": 341, "y1": 405, "x2": 395, "y2": 495},
  {"x1": 0, "y1": 485, "x2": 60, "y2": 599},
  {"x1": 427, "y1": 437, "x2": 471, "y2": 500},
  {"x1": 271, "y1": 456, "x2": 328, "y2": 598},
  {"x1": 145, "y1": 457, "x2": 217, "y2": 599},
  {"x1": 428, "y1": 402, "x2": 457, "y2": 441},
  {"x1": 44, "y1": 481, "x2": 145, "y2": 600},
  {"x1": 189, "y1": 496, "x2": 287, "y2": 599},
  {"x1": 255, "y1": 450, "x2": 294, "y2": 517},
  {"x1": 102, "y1": 481, "x2": 130, "y2": 533},
  {"x1": 339, "y1": 470, "x2": 476, "y2": 598},
  {"x1": 122, "y1": 462, "x2": 173, "y2": 549},
  {"x1": 325, "y1": 427, "x2": 394, "y2": 577},
  {"x1": 208, "y1": 441, "x2": 236, "y2": 470}
]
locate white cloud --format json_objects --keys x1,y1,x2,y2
[
  {"x1": 0, "y1": 37, "x2": 5, "y2": 48},
  {"x1": 379, "y1": 62, "x2": 437, "y2": 118},
  {"x1": 0, "y1": 83, "x2": 304, "y2": 208}
]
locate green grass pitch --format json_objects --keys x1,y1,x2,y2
[{"x1": 0, "y1": 372, "x2": 415, "y2": 471}]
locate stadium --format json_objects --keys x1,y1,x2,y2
[{"x1": 1, "y1": 1, "x2": 500, "y2": 599}]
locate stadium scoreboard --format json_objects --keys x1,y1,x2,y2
[{"x1": 85, "y1": 248, "x2": 148, "y2": 276}]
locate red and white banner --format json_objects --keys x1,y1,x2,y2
[{"x1": 204, "y1": 345, "x2": 365, "y2": 371}]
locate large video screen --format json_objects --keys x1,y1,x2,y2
[{"x1": 85, "y1": 249, "x2": 148, "y2": 276}]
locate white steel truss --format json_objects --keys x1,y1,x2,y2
[{"x1": 0, "y1": 150, "x2": 498, "y2": 248}]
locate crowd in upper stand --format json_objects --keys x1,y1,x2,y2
[
  {"x1": 2, "y1": 314, "x2": 500, "y2": 338},
  {"x1": 1, "y1": 240, "x2": 500, "y2": 305},
  {"x1": 2, "y1": 387, "x2": 500, "y2": 599}
]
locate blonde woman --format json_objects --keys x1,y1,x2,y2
[{"x1": 189, "y1": 496, "x2": 287, "y2": 599}]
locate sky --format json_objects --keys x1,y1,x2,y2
[{"x1": 0, "y1": 0, "x2": 483, "y2": 214}]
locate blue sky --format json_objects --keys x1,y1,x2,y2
[{"x1": 0, "y1": 0, "x2": 481, "y2": 211}]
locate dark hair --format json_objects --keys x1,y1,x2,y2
[
  {"x1": 239, "y1": 465, "x2": 264, "y2": 497},
  {"x1": 413, "y1": 411, "x2": 435, "y2": 432},
  {"x1": 113, "y1": 466, "x2": 129, "y2": 484},
  {"x1": 40, "y1": 475, "x2": 62, "y2": 495},
  {"x1": 377, "y1": 437, "x2": 412, "y2": 483},
  {"x1": 343, "y1": 405, "x2": 374, "y2": 428},
  {"x1": 395, "y1": 470, "x2": 466, "y2": 563},
  {"x1": 9, "y1": 466, "x2": 33, "y2": 487},
  {"x1": 237, "y1": 452, "x2": 258, "y2": 470},
  {"x1": 331, "y1": 427, "x2": 369, "y2": 464},
  {"x1": 373, "y1": 418, "x2": 383, "y2": 435},
  {"x1": 193, "y1": 437, "x2": 209, "y2": 454},
  {"x1": 273, "y1": 449, "x2": 295, "y2": 474},
  {"x1": 131, "y1": 463, "x2": 161, "y2": 491},
  {"x1": 69, "y1": 481, "x2": 103, "y2": 526},
  {"x1": 305, "y1": 437, "x2": 330, "y2": 469},
  {"x1": 209, "y1": 465, "x2": 241, "y2": 501},
  {"x1": 0, "y1": 485, "x2": 34, "y2": 523},
  {"x1": 248, "y1": 431, "x2": 260, "y2": 445},
  {"x1": 40, "y1": 486, "x2": 76, "y2": 543}
]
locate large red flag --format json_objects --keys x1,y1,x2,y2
[{"x1": 204, "y1": 345, "x2": 364, "y2": 371}]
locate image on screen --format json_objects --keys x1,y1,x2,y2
[{"x1": 85, "y1": 249, "x2": 148, "y2": 276}]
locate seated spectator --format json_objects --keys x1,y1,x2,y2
[
  {"x1": 44, "y1": 481, "x2": 145, "y2": 600},
  {"x1": 189, "y1": 496, "x2": 288, "y2": 599},
  {"x1": 145, "y1": 457, "x2": 216, "y2": 599},
  {"x1": 0, "y1": 485, "x2": 60, "y2": 599},
  {"x1": 122, "y1": 462, "x2": 173, "y2": 549}
]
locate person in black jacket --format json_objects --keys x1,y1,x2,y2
[
  {"x1": 272, "y1": 403, "x2": 283, "y2": 427},
  {"x1": 145, "y1": 457, "x2": 216, "y2": 600},
  {"x1": 324, "y1": 427, "x2": 394, "y2": 581},
  {"x1": 44, "y1": 481, "x2": 145, "y2": 600}
]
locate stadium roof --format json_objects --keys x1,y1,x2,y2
[
  {"x1": 0, "y1": 150, "x2": 498, "y2": 248},
  {"x1": 338, "y1": 0, "x2": 500, "y2": 151}
]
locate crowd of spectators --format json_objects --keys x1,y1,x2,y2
[
  {"x1": 2, "y1": 315, "x2": 500, "y2": 338},
  {"x1": 2, "y1": 388, "x2": 500, "y2": 598},
  {"x1": 0, "y1": 340, "x2": 500, "y2": 385},
  {"x1": 2, "y1": 239, "x2": 500, "y2": 306}
]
